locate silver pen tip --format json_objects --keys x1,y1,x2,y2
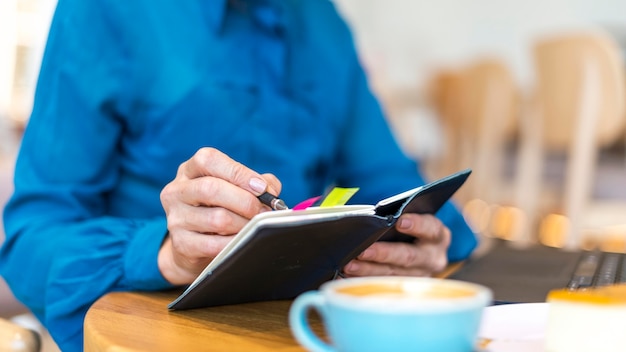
[{"x1": 272, "y1": 199, "x2": 289, "y2": 211}]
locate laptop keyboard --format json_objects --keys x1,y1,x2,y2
[
  {"x1": 567, "y1": 251, "x2": 626, "y2": 289},
  {"x1": 449, "y1": 239, "x2": 626, "y2": 303}
]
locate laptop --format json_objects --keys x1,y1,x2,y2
[{"x1": 449, "y1": 238, "x2": 626, "y2": 303}]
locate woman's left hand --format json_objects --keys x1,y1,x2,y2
[{"x1": 343, "y1": 213, "x2": 451, "y2": 277}]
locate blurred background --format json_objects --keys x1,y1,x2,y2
[
  {"x1": 338, "y1": 0, "x2": 626, "y2": 254},
  {"x1": 2, "y1": 0, "x2": 626, "y2": 349}
]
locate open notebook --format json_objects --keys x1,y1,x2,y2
[{"x1": 168, "y1": 169, "x2": 471, "y2": 310}]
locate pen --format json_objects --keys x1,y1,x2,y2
[{"x1": 258, "y1": 192, "x2": 289, "y2": 211}]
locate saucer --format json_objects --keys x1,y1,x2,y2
[{"x1": 477, "y1": 302, "x2": 549, "y2": 352}]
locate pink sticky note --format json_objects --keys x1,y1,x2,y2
[{"x1": 292, "y1": 196, "x2": 321, "y2": 211}]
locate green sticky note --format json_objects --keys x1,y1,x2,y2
[{"x1": 319, "y1": 187, "x2": 360, "y2": 207}]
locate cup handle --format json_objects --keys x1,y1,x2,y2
[{"x1": 289, "y1": 291, "x2": 335, "y2": 352}]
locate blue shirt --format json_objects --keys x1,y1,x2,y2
[{"x1": 0, "y1": 0, "x2": 477, "y2": 350}]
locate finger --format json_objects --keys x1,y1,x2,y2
[
  {"x1": 178, "y1": 147, "x2": 269, "y2": 195},
  {"x1": 260, "y1": 173, "x2": 282, "y2": 196},
  {"x1": 167, "y1": 204, "x2": 251, "y2": 236},
  {"x1": 396, "y1": 213, "x2": 450, "y2": 244},
  {"x1": 342, "y1": 259, "x2": 433, "y2": 277},
  {"x1": 357, "y1": 241, "x2": 441, "y2": 269},
  {"x1": 164, "y1": 176, "x2": 268, "y2": 220},
  {"x1": 169, "y1": 230, "x2": 236, "y2": 266}
]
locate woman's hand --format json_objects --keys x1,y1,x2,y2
[
  {"x1": 158, "y1": 147, "x2": 282, "y2": 285},
  {"x1": 343, "y1": 213, "x2": 451, "y2": 277}
]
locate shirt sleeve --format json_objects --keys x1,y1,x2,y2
[
  {"x1": 330, "y1": 18, "x2": 477, "y2": 262},
  {"x1": 0, "y1": 1, "x2": 172, "y2": 350}
]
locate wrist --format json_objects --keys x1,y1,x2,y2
[{"x1": 158, "y1": 236, "x2": 194, "y2": 286}]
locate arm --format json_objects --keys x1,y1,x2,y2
[
  {"x1": 1, "y1": 2, "x2": 168, "y2": 350},
  {"x1": 1, "y1": 3, "x2": 286, "y2": 350}
]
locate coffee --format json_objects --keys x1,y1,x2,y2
[
  {"x1": 336, "y1": 283, "x2": 404, "y2": 296},
  {"x1": 336, "y1": 281, "x2": 477, "y2": 299},
  {"x1": 290, "y1": 277, "x2": 492, "y2": 352}
]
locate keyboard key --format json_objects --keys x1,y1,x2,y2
[
  {"x1": 619, "y1": 258, "x2": 626, "y2": 283},
  {"x1": 594, "y1": 253, "x2": 620, "y2": 286},
  {"x1": 567, "y1": 252, "x2": 601, "y2": 289}
]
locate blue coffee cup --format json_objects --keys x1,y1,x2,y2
[{"x1": 289, "y1": 276, "x2": 492, "y2": 352}]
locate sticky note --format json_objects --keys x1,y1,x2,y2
[{"x1": 319, "y1": 187, "x2": 360, "y2": 207}]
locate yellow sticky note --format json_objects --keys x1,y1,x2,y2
[{"x1": 319, "y1": 187, "x2": 360, "y2": 207}]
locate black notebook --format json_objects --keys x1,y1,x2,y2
[{"x1": 168, "y1": 169, "x2": 471, "y2": 310}]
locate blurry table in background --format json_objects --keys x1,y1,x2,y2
[{"x1": 84, "y1": 263, "x2": 463, "y2": 351}]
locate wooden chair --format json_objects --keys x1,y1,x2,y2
[
  {"x1": 458, "y1": 58, "x2": 519, "y2": 205},
  {"x1": 427, "y1": 58, "x2": 519, "y2": 206},
  {"x1": 515, "y1": 30, "x2": 626, "y2": 248},
  {"x1": 425, "y1": 68, "x2": 466, "y2": 180}
]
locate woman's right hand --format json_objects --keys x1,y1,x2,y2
[{"x1": 158, "y1": 147, "x2": 282, "y2": 285}]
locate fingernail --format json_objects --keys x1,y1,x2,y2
[
  {"x1": 398, "y1": 218, "x2": 411, "y2": 230},
  {"x1": 249, "y1": 177, "x2": 267, "y2": 194},
  {"x1": 360, "y1": 248, "x2": 374, "y2": 260},
  {"x1": 344, "y1": 262, "x2": 358, "y2": 273}
]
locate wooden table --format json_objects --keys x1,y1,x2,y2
[
  {"x1": 84, "y1": 290, "x2": 321, "y2": 352},
  {"x1": 84, "y1": 263, "x2": 463, "y2": 351}
]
